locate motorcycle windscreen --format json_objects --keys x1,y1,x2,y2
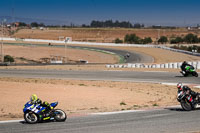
[{"x1": 50, "y1": 102, "x2": 58, "y2": 108}]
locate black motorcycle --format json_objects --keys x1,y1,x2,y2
[
  {"x1": 177, "y1": 90, "x2": 199, "y2": 111},
  {"x1": 124, "y1": 53, "x2": 130, "y2": 60}
]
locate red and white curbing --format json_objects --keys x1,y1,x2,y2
[{"x1": 106, "y1": 61, "x2": 200, "y2": 70}]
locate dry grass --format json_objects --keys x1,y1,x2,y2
[{"x1": 12, "y1": 28, "x2": 200, "y2": 43}]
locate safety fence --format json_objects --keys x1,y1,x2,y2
[{"x1": 106, "y1": 61, "x2": 200, "y2": 70}]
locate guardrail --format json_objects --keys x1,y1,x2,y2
[{"x1": 106, "y1": 61, "x2": 200, "y2": 70}]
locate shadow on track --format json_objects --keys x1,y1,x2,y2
[
  {"x1": 165, "y1": 107, "x2": 184, "y2": 112},
  {"x1": 175, "y1": 76, "x2": 185, "y2": 78},
  {"x1": 165, "y1": 107, "x2": 200, "y2": 112},
  {"x1": 20, "y1": 120, "x2": 61, "y2": 125}
]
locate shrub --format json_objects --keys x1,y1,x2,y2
[
  {"x1": 158, "y1": 36, "x2": 168, "y2": 44},
  {"x1": 120, "y1": 101, "x2": 127, "y2": 105},
  {"x1": 184, "y1": 33, "x2": 199, "y2": 44},
  {"x1": 124, "y1": 34, "x2": 140, "y2": 44},
  {"x1": 141, "y1": 37, "x2": 153, "y2": 44},
  {"x1": 115, "y1": 38, "x2": 123, "y2": 43},
  {"x1": 153, "y1": 103, "x2": 159, "y2": 106},
  {"x1": 4, "y1": 55, "x2": 14, "y2": 62},
  {"x1": 170, "y1": 37, "x2": 184, "y2": 44}
]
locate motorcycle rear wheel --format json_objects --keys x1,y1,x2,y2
[
  {"x1": 192, "y1": 72, "x2": 198, "y2": 77},
  {"x1": 24, "y1": 112, "x2": 38, "y2": 124}
]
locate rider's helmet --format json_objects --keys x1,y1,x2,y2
[
  {"x1": 177, "y1": 83, "x2": 183, "y2": 90},
  {"x1": 183, "y1": 61, "x2": 187, "y2": 65},
  {"x1": 30, "y1": 94, "x2": 38, "y2": 104}
]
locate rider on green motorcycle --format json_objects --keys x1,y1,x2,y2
[{"x1": 181, "y1": 61, "x2": 192, "y2": 73}]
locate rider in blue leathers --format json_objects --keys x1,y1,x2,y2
[{"x1": 30, "y1": 94, "x2": 53, "y2": 116}]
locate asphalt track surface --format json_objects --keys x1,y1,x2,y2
[
  {"x1": 0, "y1": 69, "x2": 199, "y2": 84},
  {"x1": 1, "y1": 106, "x2": 200, "y2": 133},
  {"x1": 68, "y1": 45, "x2": 154, "y2": 63}
]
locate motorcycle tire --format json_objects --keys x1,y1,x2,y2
[
  {"x1": 192, "y1": 72, "x2": 198, "y2": 77},
  {"x1": 24, "y1": 112, "x2": 38, "y2": 124},
  {"x1": 184, "y1": 73, "x2": 188, "y2": 77},
  {"x1": 180, "y1": 100, "x2": 194, "y2": 111},
  {"x1": 54, "y1": 109, "x2": 67, "y2": 122}
]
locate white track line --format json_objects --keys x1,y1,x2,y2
[
  {"x1": 144, "y1": 71, "x2": 168, "y2": 73},
  {"x1": 0, "y1": 119, "x2": 24, "y2": 124},
  {"x1": 90, "y1": 110, "x2": 145, "y2": 115}
]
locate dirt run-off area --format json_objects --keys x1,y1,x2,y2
[
  {"x1": 2, "y1": 41, "x2": 200, "y2": 65},
  {"x1": 12, "y1": 28, "x2": 200, "y2": 43},
  {"x1": 2, "y1": 77, "x2": 199, "y2": 121},
  {"x1": 2, "y1": 43, "x2": 118, "y2": 64}
]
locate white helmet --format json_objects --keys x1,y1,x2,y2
[{"x1": 177, "y1": 83, "x2": 183, "y2": 90}]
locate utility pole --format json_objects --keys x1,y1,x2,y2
[
  {"x1": 158, "y1": 29, "x2": 160, "y2": 39},
  {"x1": 1, "y1": 21, "x2": 3, "y2": 63},
  {"x1": 64, "y1": 39, "x2": 67, "y2": 63},
  {"x1": 1, "y1": 19, "x2": 6, "y2": 63}
]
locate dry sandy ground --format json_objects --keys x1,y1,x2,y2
[
  {"x1": 12, "y1": 28, "x2": 200, "y2": 43},
  {"x1": 2, "y1": 44, "x2": 117, "y2": 64},
  {"x1": 2, "y1": 77, "x2": 199, "y2": 121},
  {"x1": 2, "y1": 42, "x2": 200, "y2": 66}
]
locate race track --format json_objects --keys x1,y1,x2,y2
[
  {"x1": 68, "y1": 45, "x2": 154, "y2": 63},
  {"x1": 0, "y1": 68, "x2": 200, "y2": 132},
  {"x1": 1, "y1": 106, "x2": 200, "y2": 133},
  {"x1": 0, "y1": 69, "x2": 199, "y2": 84}
]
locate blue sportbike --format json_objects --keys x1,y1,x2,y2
[{"x1": 23, "y1": 101, "x2": 67, "y2": 124}]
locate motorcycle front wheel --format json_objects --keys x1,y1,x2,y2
[
  {"x1": 180, "y1": 100, "x2": 194, "y2": 111},
  {"x1": 24, "y1": 112, "x2": 38, "y2": 124},
  {"x1": 54, "y1": 109, "x2": 67, "y2": 122}
]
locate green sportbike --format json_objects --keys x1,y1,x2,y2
[{"x1": 180, "y1": 66, "x2": 198, "y2": 77}]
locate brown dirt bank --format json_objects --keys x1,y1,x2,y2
[{"x1": 1, "y1": 77, "x2": 199, "y2": 121}]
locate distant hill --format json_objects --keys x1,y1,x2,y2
[{"x1": 0, "y1": 16, "x2": 69, "y2": 25}]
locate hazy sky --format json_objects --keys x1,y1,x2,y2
[{"x1": 0, "y1": 0, "x2": 200, "y2": 26}]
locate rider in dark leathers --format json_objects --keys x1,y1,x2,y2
[
  {"x1": 181, "y1": 61, "x2": 192, "y2": 72},
  {"x1": 177, "y1": 83, "x2": 199, "y2": 105}
]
